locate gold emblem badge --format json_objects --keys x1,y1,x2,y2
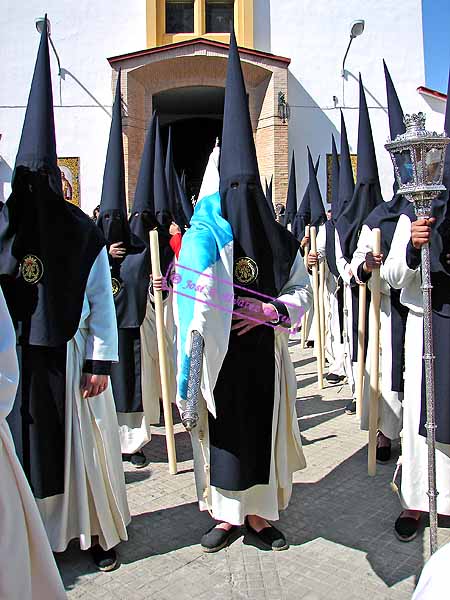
[
  {"x1": 111, "y1": 277, "x2": 122, "y2": 297},
  {"x1": 234, "y1": 257, "x2": 258, "y2": 285},
  {"x1": 21, "y1": 254, "x2": 44, "y2": 284}
]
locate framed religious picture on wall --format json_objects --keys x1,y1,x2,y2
[
  {"x1": 326, "y1": 153, "x2": 357, "y2": 204},
  {"x1": 57, "y1": 157, "x2": 80, "y2": 206}
]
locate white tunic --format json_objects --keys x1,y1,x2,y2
[
  {"x1": 316, "y1": 224, "x2": 345, "y2": 377},
  {"x1": 350, "y1": 223, "x2": 403, "y2": 439},
  {"x1": 191, "y1": 252, "x2": 312, "y2": 525},
  {"x1": 384, "y1": 214, "x2": 450, "y2": 514},
  {"x1": 0, "y1": 288, "x2": 66, "y2": 599},
  {"x1": 36, "y1": 248, "x2": 131, "y2": 551},
  {"x1": 117, "y1": 294, "x2": 176, "y2": 454},
  {"x1": 334, "y1": 228, "x2": 356, "y2": 393}
]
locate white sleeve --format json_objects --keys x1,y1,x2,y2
[
  {"x1": 84, "y1": 248, "x2": 119, "y2": 362},
  {"x1": 383, "y1": 214, "x2": 419, "y2": 290},
  {"x1": 0, "y1": 287, "x2": 19, "y2": 423},
  {"x1": 316, "y1": 223, "x2": 327, "y2": 262},
  {"x1": 275, "y1": 251, "x2": 313, "y2": 330},
  {"x1": 335, "y1": 228, "x2": 353, "y2": 284}
]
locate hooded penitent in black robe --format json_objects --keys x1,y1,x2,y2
[
  {"x1": 208, "y1": 29, "x2": 299, "y2": 492},
  {"x1": 96, "y1": 71, "x2": 150, "y2": 420},
  {"x1": 362, "y1": 61, "x2": 412, "y2": 392},
  {"x1": 0, "y1": 19, "x2": 104, "y2": 499},
  {"x1": 335, "y1": 77, "x2": 383, "y2": 362}
]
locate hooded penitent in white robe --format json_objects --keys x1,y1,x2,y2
[
  {"x1": 334, "y1": 228, "x2": 357, "y2": 393},
  {"x1": 117, "y1": 292, "x2": 175, "y2": 454},
  {"x1": 316, "y1": 224, "x2": 345, "y2": 377},
  {"x1": 351, "y1": 223, "x2": 403, "y2": 439},
  {"x1": 0, "y1": 287, "x2": 67, "y2": 599},
  {"x1": 384, "y1": 214, "x2": 450, "y2": 514},
  {"x1": 36, "y1": 248, "x2": 131, "y2": 551}
]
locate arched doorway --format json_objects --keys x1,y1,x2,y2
[
  {"x1": 155, "y1": 85, "x2": 224, "y2": 199},
  {"x1": 109, "y1": 39, "x2": 290, "y2": 207}
]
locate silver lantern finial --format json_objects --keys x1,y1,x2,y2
[{"x1": 385, "y1": 113, "x2": 450, "y2": 556}]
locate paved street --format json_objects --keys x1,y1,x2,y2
[{"x1": 57, "y1": 339, "x2": 450, "y2": 599}]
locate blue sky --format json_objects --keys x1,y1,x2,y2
[{"x1": 423, "y1": 0, "x2": 450, "y2": 93}]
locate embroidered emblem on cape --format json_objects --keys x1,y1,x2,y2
[
  {"x1": 21, "y1": 254, "x2": 44, "y2": 284},
  {"x1": 234, "y1": 257, "x2": 258, "y2": 285},
  {"x1": 111, "y1": 277, "x2": 122, "y2": 296}
]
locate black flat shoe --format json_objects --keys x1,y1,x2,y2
[
  {"x1": 344, "y1": 400, "x2": 356, "y2": 415},
  {"x1": 201, "y1": 524, "x2": 238, "y2": 553},
  {"x1": 90, "y1": 544, "x2": 118, "y2": 571},
  {"x1": 130, "y1": 451, "x2": 147, "y2": 468},
  {"x1": 245, "y1": 518, "x2": 289, "y2": 551},
  {"x1": 394, "y1": 514, "x2": 421, "y2": 542},
  {"x1": 326, "y1": 373, "x2": 345, "y2": 384},
  {"x1": 306, "y1": 340, "x2": 314, "y2": 348}
]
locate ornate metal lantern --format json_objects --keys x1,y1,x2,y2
[
  {"x1": 385, "y1": 113, "x2": 450, "y2": 555},
  {"x1": 385, "y1": 112, "x2": 449, "y2": 217}
]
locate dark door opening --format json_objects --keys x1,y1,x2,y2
[
  {"x1": 154, "y1": 86, "x2": 224, "y2": 200},
  {"x1": 161, "y1": 117, "x2": 222, "y2": 200}
]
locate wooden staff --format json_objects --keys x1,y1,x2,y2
[
  {"x1": 368, "y1": 228, "x2": 382, "y2": 476},
  {"x1": 300, "y1": 225, "x2": 310, "y2": 348},
  {"x1": 310, "y1": 226, "x2": 323, "y2": 389},
  {"x1": 319, "y1": 260, "x2": 326, "y2": 366},
  {"x1": 149, "y1": 230, "x2": 177, "y2": 475},
  {"x1": 356, "y1": 283, "x2": 367, "y2": 419}
]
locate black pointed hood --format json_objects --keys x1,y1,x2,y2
[
  {"x1": 129, "y1": 111, "x2": 158, "y2": 240},
  {"x1": 0, "y1": 16, "x2": 104, "y2": 346},
  {"x1": 130, "y1": 112, "x2": 173, "y2": 276},
  {"x1": 308, "y1": 150, "x2": 326, "y2": 228},
  {"x1": 220, "y1": 29, "x2": 259, "y2": 188},
  {"x1": 154, "y1": 117, "x2": 173, "y2": 228},
  {"x1": 330, "y1": 134, "x2": 340, "y2": 218},
  {"x1": 219, "y1": 27, "x2": 298, "y2": 297},
  {"x1": 284, "y1": 153, "x2": 297, "y2": 227},
  {"x1": 165, "y1": 127, "x2": 191, "y2": 229},
  {"x1": 383, "y1": 61, "x2": 405, "y2": 141},
  {"x1": 165, "y1": 127, "x2": 177, "y2": 218},
  {"x1": 291, "y1": 151, "x2": 319, "y2": 240},
  {"x1": 13, "y1": 15, "x2": 61, "y2": 196},
  {"x1": 175, "y1": 167, "x2": 193, "y2": 226},
  {"x1": 338, "y1": 111, "x2": 355, "y2": 213},
  {"x1": 266, "y1": 175, "x2": 276, "y2": 219},
  {"x1": 336, "y1": 78, "x2": 383, "y2": 261},
  {"x1": 325, "y1": 137, "x2": 342, "y2": 277},
  {"x1": 365, "y1": 62, "x2": 412, "y2": 256},
  {"x1": 97, "y1": 71, "x2": 131, "y2": 246},
  {"x1": 97, "y1": 71, "x2": 150, "y2": 328}
]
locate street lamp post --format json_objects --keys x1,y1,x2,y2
[{"x1": 385, "y1": 112, "x2": 450, "y2": 555}]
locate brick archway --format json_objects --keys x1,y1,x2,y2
[{"x1": 108, "y1": 39, "x2": 290, "y2": 209}]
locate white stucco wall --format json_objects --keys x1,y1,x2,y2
[
  {"x1": 255, "y1": 0, "x2": 446, "y2": 205},
  {"x1": 0, "y1": 1, "x2": 146, "y2": 213},
  {"x1": 0, "y1": 0, "x2": 446, "y2": 215}
]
